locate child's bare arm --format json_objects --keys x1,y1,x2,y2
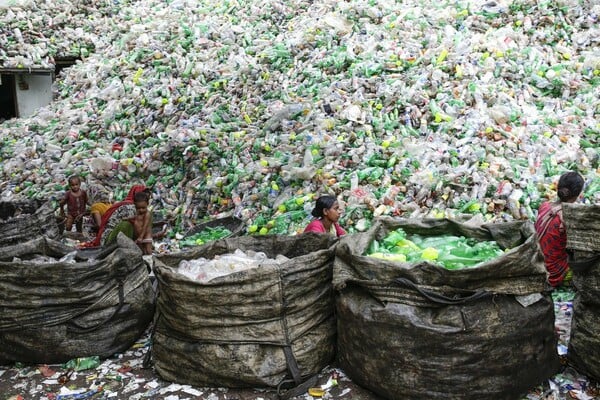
[
  {"x1": 58, "y1": 196, "x2": 67, "y2": 215},
  {"x1": 142, "y1": 212, "x2": 153, "y2": 238}
]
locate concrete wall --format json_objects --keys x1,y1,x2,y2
[{"x1": 15, "y1": 74, "x2": 53, "y2": 117}]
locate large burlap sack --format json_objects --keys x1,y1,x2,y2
[
  {"x1": 333, "y1": 216, "x2": 559, "y2": 400},
  {"x1": 152, "y1": 233, "x2": 337, "y2": 389},
  {"x1": 0, "y1": 234, "x2": 155, "y2": 364},
  {"x1": 563, "y1": 203, "x2": 600, "y2": 381},
  {"x1": 563, "y1": 203, "x2": 600, "y2": 252},
  {"x1": 0, "y1": 199, "x2": 59, "y2": 245}
]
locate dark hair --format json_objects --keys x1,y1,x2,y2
[
  {"x1": 311, "y1": 195, "x2": 337, "y2": 218},
  {"x1": 134, "y1": 190, "x2": 150, "y2": 203},
  {"x1": 68, "y1": 175, "x2": 81, "y2": 185},
  {"x1": 557, "y1": 171, "x2": 584, "y2": 202}
]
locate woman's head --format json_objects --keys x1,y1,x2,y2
[
  {"x1": 311, "y1": 195, "x2": 341, "y2": 222},
  {"x1": 557, "y1": 171, "x2": 584, "y2": 203}
]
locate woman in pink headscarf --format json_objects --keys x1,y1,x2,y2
[{"x1": 80, "y1": 185, "x2": 149, "y2": 248}]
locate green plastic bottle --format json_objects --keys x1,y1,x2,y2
[{"x1": 62, "y1": 356, "x2": 101, "y2": 371}]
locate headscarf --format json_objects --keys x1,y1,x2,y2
[{"x1": 79, "y1": 185, "x2": 148, "y2": 248}]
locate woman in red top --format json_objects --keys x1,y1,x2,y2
[
  {"x1": 534, "y1": 171, "x2": 584, "y2": 287},
  {"x1": 304, "y1": 195, "x2": 346, "y2": 237}
]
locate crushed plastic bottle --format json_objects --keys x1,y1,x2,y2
[
  {"x1": 62, "y1": 356, "x2": 101, "y2": 372},
  {"x1": 58, "y1": 251, "x2": 79, "y2": 264}
]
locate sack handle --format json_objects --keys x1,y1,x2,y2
[
  {"x1": 277, "y1": 375, "x2": 319, "y2": 400},
  {"x1": 68, "y1": 281, "x2": 125, "y2": 333},
  {"x1": 394, "y1": 277, "x2": 491, "y2": 305}
]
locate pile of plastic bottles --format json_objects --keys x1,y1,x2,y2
[
  {"x1": 0, "y1": 0, "x2": 598, "y2": 239},
  {"x1": 177, "y1": 249, "x2": 288, "y2": 282},
  {"x1": 367, "y1": 228, "x2": 504, "y2": 269},
  {"x1": 179, "y1": 226, "x2": 232, "y2": 247}
]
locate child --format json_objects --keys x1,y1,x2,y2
[
  {"x1": 534, "y1": 171, "x2": 585, "y2": 287},
  {"x1": 87, "y1": 184, "x2": 113, "y2": 230},
  {"x1": 90, "y1": 201, "x2": 112, "y2": 230},
  {"x1": 59, "y1": 175, "x2": 88, "y2": 233},
  {"x1": 304, "y1": 195, "x2": 346, "y2": 237},
  {"x1": 130, "y1": 190, "x2": 153, "y2": 255}
]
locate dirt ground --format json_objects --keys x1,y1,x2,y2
[{"x1": 0, "y1": 335, "x2": 383, "y2": 400}]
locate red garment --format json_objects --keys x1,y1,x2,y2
[
  {"x1": 63, "y1": 190, "x2": 87, "y2": 217},
  {"x1": 79, "y1": 185, "x2": 147, "y2": 248},
  {"x1": 304, "y1": 219, "x2": 346, "y2": 237},
  {"x1": 534, "y1": 202, "x2": 568, "y2": 287}
]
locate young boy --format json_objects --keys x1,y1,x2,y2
[
  {"x1": 130, "y1": 190, "x2": 153, "y2": 255},
  {"x1": 59, "y1": 175, "x2": 88, "y2": 233}
]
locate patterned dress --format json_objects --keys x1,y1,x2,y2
[
  {"x1": 99, "y1": 203, "x2": 137, "y2": 245},
  {"x1": 534, "y1": 202, "x2": 568, "y2": 287},
  {"x1": 63, "y1": 190, "x2": 88, "y2": 217}
]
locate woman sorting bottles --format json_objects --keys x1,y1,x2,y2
[
  {"x1": 534, "y1": 171, "x2": 584, "y2": 287},
  {"x1": 304, "y1": 195, "x2": 346, "y2": 237}
]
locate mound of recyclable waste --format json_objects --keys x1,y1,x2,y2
[{"x1": 1, "y1": 0, "x2": 599, "y2": 239}]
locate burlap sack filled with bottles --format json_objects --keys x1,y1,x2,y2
[
  {"x1": 152, "y1": 233, "x2": 337, "y2": 388},
  {"x1": 563, "y1": 203, "x2": 600, "y2": 382},
  {"x1": 0, "y1": 234, "x2": 155, "y2": 364},
  {"x1": 0, "y1": 199, "x2": 59, "y2": 246},
  {"x1": 333, "y1": 216, "x2": 559, "y2": 400}
]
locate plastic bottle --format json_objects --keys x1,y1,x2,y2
[
  {"x1": 59, "y1": 251, "x2": 78, "y2": 264},
  {"x1": 350, "y1": 171, "x2": 359, "y2": 190},
  {"x1": 62, "y1": 356, "x2": 101, "y2": 371}
]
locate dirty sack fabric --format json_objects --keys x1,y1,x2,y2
[
  {"x1": 333, "y1": 216, "x2": 560, "y2": 400},
  {"x1": 569, "y1": 288, "x2": 600, "y2": 382},
  {"x1": 565, "y1": 204, "x2": 600, "y2": 381},
  {"x1": 152, "y1": 233, "x2": 337, "y2": 388},
  {"x1": 562, "y1": 203, "x2": 600, "y2": 252},
  {"x1": 0, "y1": 234, "x2": 155, "y2": 364},
  {"x1": 0, "y1": 200, "x2": 59, "y2": 245}
]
